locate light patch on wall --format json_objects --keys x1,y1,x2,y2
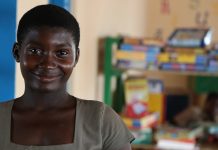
[
  {"x1": 171, "y1": 15, "x2": 178, "y2": 27},
  {"x1": 211, "y1": 2, "x2": 218, "y2": 17}
]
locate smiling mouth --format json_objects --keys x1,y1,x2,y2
[{"x1": 31, "y1": 72, "x2": 62, "y2": 82}]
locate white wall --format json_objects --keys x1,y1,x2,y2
[{"x1": 72, "y1": 0, "x2": 149, "y2": 100}]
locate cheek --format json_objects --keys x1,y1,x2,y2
[
  {"x1": 61, "y1": 62, "x2": 74, "y2": 75},
  {"x1": 21, "y1": 55, "x2": 39, "y2": 70},
  {"x1": 57, "y1": 58, "x2": 74, "y2": 77},
  {"x1": 20, "y1": 57, "x2": 36, "y2": 80}
]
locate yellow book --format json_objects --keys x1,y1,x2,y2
[
  {"x1": 177, "y1": 54, "x2": 196, "y2": 64},
  {"x1": 124, "y1": 78, "x2": 149, "y2": 104},
  {"x1": 158, "y1": 53, "x2": 170, "y2": 63},
  {"x1": 148, "y1": 93, "x2": 165, "y2": 124},
  {"x1": 115, "y1": 50, "x2": 146, "y2": 61}
]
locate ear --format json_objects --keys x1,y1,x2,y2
[
  {"x1": 73, "y1": 48, "x2": 80, "y2": 67},
  {"x1": 12, "y1": 43, "x2": 20, "y2": 62}
]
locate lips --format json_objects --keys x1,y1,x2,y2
[{"x1": 31, "y1": 72, "x2": 62, "y2": 82}]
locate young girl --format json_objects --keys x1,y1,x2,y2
[{"x1": 0, "y1": 4, "x2": 134, "y2": 150}]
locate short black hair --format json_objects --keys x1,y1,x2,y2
[{"x1": 17, "y1": 4, "x2": 80, "y2": 49}]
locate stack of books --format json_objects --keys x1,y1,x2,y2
[
  {"x1": 115, "y1": 37, "x2": 164, "y2": 70},
  {"x1": 121, "y1": 77, "x2": 168, "y2": 145},
  {"x1": 159, "y1": 28, "x2": 211, "y2": 72},
  {"x1": 157, "y1": 138, "x2": 197, "y2": 150},
  {"x1": 159, "y1": 47, "x2": 208, "y2": 72},
  {"x1": 208, "y1": 49, "x2": 218, "y2": 72},
  {"x1": 155, "y1": 125, "x2": 202, "y2": 150}
]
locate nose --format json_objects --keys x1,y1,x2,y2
[{"x1": 39, "y1": 53, "x2": 57, "y2": 69}]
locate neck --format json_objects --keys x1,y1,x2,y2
[{"x1": 18, "y1": 87, "x2": 71, "y2": 111}]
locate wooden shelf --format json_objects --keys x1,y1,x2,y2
[{"x1": 103, "y1": 37, "x2": 218, "y2": 106}]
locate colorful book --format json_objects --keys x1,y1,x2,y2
[
  {"x1": 122, "y1": 112, "x2": 159, "y2": 129},
  {"x1": 147, "y1": 80, "x2": 165, "y2": 124},
  {"x1": 117, "y1": 60, "x2": 147, "y2": 70},
  {"x1": 148, "y1": 93, "x2": 165, "y2": 124},
  {"x1": 115, "y1": 50, "x2": 146, "y2": 61},
  {"x1": 120, "y1": 43, "x2": 162, "y2": 52},
  {"x1": 155, "y1": 126, "x2": 199, "y2": 150},
  {"x1": 157, "y1": 138, "x2": 196, "y2": 150},
  {"x1": 124, "y1": 78, "x2": 149, "y2": 104},
  {"x1": 124, "y1": 78, "x2": 149, "y2": 118}
]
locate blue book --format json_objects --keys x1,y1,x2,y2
[{"x1": 120, "y1": 44, "x2": 133, "y2": 51}]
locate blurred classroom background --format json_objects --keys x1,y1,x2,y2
[{"x1": 2, "y1": 0, "x2": 218, "y2": 149}]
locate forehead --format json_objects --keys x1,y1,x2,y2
[{"x1": 21, "y1": 26, "x2": 74, "y2": 45}]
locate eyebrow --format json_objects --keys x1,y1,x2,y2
[{"x1": 25, "y1": 41, "x2": 73, "y2": 48}]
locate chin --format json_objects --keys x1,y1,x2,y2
[
  {"x1": 27, "y1": 82, "x2": 65, "y2": 93},
  {"x1": 31, "y1": 86, "x2": 60, "y2": 93},
  {"x1": 35, "y1": 86, "x2": 60, "y2": 92}
]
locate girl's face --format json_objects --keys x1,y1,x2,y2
[{"x1": 14, "y1": 26, "x2": 79, "y2": 92}]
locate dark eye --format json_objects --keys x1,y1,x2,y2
[
  {"x1": 56, "y1": 49, "x2": 70, "y2": 58},
  {"x1": 27, "y1": 48, "x2": 43, "y2": 55}
]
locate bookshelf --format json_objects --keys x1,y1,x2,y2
[
  {"x1": 103, "y1": 36, "x2": 218, "y2": 149},
  {"x1": 103, "y1": 37, "x2": 122, "y2": 106},
  {"x1": 103, "y1": 36, "x2": 218, "y2": 107}
]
